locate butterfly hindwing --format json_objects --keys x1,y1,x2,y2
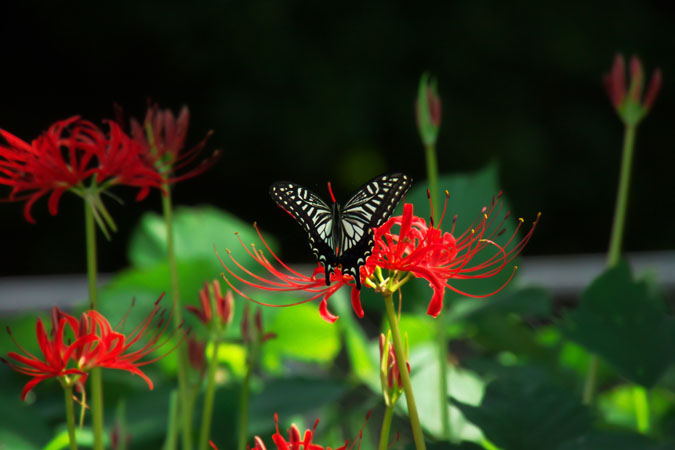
[{"x1": 270, "y1": 173, "x2": 412, "y2": 290}]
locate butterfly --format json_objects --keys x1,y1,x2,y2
[{"x1": 269, "y1": 173, "x2": 412, "y2": 290}]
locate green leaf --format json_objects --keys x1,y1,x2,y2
[
  {"x1": 127, "y1": 205, "x2": 276, "y2": 274},
  {"x1": 557, "y1": 432, "x2": 673, "y2": 450},
  {"x1": 453, "y1": 376, "x2": 593, "y2": 450},
  {"x1": 406, "y1": 441, "x2": 484, "y2": 450},
  {"x1": 407, "y1": 344, "x2": 485, "y2": 442},
  {"x1": 248, "y1": 377, "x2": 347, "y2": 433},
  {"x1": 262, "y1": 302, "x2": 341, "y2": 370},
  {"x1": 0, "y1": 395, "x2": 51, "y2": 449},
  {"x1": 562, "y1": 260, "x2": 675, "y2": 387}
]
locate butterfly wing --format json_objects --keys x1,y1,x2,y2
[
  {"x1": 269, "y1": 182, "x2": 337, "y2": 276},
  {"x1": 338, "y1": 173, "x2": 412, "y2": 288}
]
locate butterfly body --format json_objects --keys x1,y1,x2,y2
[{"x1": 270, "y1": 173, "x2": 412, "y2": 289}]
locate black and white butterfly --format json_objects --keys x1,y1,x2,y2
[{"x1": 269, "y1": 173, "x2": 412, "y2": 290}]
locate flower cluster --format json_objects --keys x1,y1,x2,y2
[
  {"x1": 0, "y1": 104, "x2": 217, "y2": 232},
  {"x1": 219, "y1": 192, "x2": 538, "y2": 322},
  {"x1": 2, "y1": 295, "x2": 182, "y2": 400}
]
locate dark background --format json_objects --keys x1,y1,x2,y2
[{"x1": 1, "y1": 1, "x2": 673, "y2": 276}]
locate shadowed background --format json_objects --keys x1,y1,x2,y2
[{"x1": 1, "y1": 0, "x2": 673, "y2": 276}]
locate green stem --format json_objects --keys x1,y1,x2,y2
[
  {"x1": 424, "y1": 144, "x2": 439, "y2": 222},
  {"x1": 583, "y1": 123, "x2": 637, "y2": 405},
  {"x1": 237, "y1": 359, "x2": 252, "y2": 450},
  {"x1": 162, "y1": 187, "x2": 193, "y2": 450},
  {"x1": 582, "y1": 356, "x2": 598, "y2": 405},
  {"x1": 64, "y1": 384, "x2": 79, "y2": 450},
  {"x1": 378, "y1": 405, "x2": 395, "y2": 450},
  {"x1": 607, "y1": 124, "x2": 636, "y2": 268},
  {"x1": 436, "y1": 319, "x2": 451, "y2": 440},
  {"x1": 163, "y1": 390, "x2": 180, "y2": 450},
  {"x1": 85, "y1": 201, "x2": 104, "y2": 450},
  {"x1": 384, "y1": 294, "x2": 426, "y2": 450},
  {"x1": 424, "y1": 142, "x2": 450, "y2": 439},
  {"x1": 199, "y1": 340, "x2": 221, "y2": 450},
  {"x1": 633, "y1": 385, "x2": 650, "y2": 433}
]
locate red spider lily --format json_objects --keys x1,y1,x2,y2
[
  {"x1": 255, "y1": 413, "x2": 362, "y2": 450},
  {"x1": 72, "y1": 295, "x2": 183, "y2": 389},
  {"x1": 75, "y1": 119, "x2": 164, "y2": 201},
  {"x1": 128, "y1": 102, "x2": 218, "y2": 184},
  {"x1": 217, "y1": 225, "x2": 364, "y2": 323},
  {"x1": 0, "y1": 117, "x2": 163, "y2": 224},
  {"x1": 0, "y1": 116, "x2": 97, "y2": 222},
  {"x1": 1, "y1": 307, "x2": 95, "y2": 400},
  {"x1": 209, "y1": 414, "x2": 368, "y2": 450},
  {"x1": 187, "y1": 280, "x2": 234, "y2": 327},
  {"x1": 368, "y1": 192, "x2": 539, "y2": 317},
  {"x1": 241, "y1": 304, "x2": 277, "y2": 345},
  {"x1": 2, "y1": 295, "x2": 183, "y2": 400}
]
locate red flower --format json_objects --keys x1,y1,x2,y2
[
  {"x1": 129, "y1": 103, "x2": 218, "y2": 184},
  {"x1": 368, "y1": 192, "x2": 539, "y2": 317},
  {"x1": 187, "y1": 280, "x2": 234, "y2": 327},
  {"x1": 253, "y1": 413, "x2": 360, "y2": 450},
  {"x1": 0, "y1": 117, "x2": 163, "y2": 224},
  {"x1": 76, "y1": 119, "x2": 164, "y2": 201},
  {"x1": 2, "y1": 295, "x2": 182, "y2": 399},
  {"x1": 1, "y1": 307, "x2": 94, "y2": 400},
  {"x1": 0, "y1": 117, "x2": 96, "y2": 222},
  {"x1": 217, "y1": 224, "x2": 363, "y2": 323}
]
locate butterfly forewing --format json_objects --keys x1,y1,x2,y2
[
  {"x1": 338, "y1": 174, "x2": 412, "y2": 287},
  {"x1": 269, "y1": 182, "x2": 335, "y2": 266},
  {"x1": 270, "y1": 173, "x2": 412, "y2": 290}
]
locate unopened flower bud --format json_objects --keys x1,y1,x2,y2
[
  {"x1": 603, "y1": 53, "x2": 662, "y2": 125},
  {"x1": 415, "y1": 72, "x2": 442, "y2": 147}
]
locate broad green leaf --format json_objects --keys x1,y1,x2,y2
[
  {"x1": 248, "y1": 377, "x2": 347, "y2": 433},
  {"x1": 562, "y1": 260, "x2": 675, "y2": 387},
  {"x1": 557, "y1": 432, "x2": 673, "y2": 450},
  {"x1": 127, "y1": 205, "x2": 276, "y2": 274},
  {"x1": 406, "y1": 344, "x2": 485, "y2": 442},
  {"x1": 453, "y1": 375, "x2": 593, "y2": 450},
  {"x1": 262, "y1": 302, "x2": 340, "y2": 370}
]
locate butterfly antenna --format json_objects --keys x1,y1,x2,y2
[{"x1": 327, "y1": 181, "x2": 337, "y2": 203}]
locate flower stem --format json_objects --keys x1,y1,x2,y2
[
  {"x1": 85, "y1": 200, "x2": 104, "y2": 450},
  {"x1": 436, "y1": 319, "x2": 451, "y2": 440},
  {"x1": 64, "y1": 384, "x2": 79, "y2": 450},
  {"x1": 384, "y1": 293, "x2": 426, "y2": 450},
  {"x1": 607, "y1": 123, "x2": 636, "y2": 268},
  {"x1": 163, "y1": 390, "x2": 180, "y2": 450},
  {"x1": 583, "y1": 123, "x2": 637, "y2": 405},
  {"x1": 424, "y1": 144, "x2": 439, "y2": 221},
  {"x1": 237, "y1": 360, "x2": 252, "y2": 450},
  {"x1": 424, "y1": 141, "x2": 451, "y2": 440},
  {"x1": 199, "y1": 340, "x2": 221, "y2": 450},
  {"x1": 161, "y1": 187, "x2": 193, "y2": 450},
  {"x1": 378, "y1": 405, "x2": 395, "y2": 450}
]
